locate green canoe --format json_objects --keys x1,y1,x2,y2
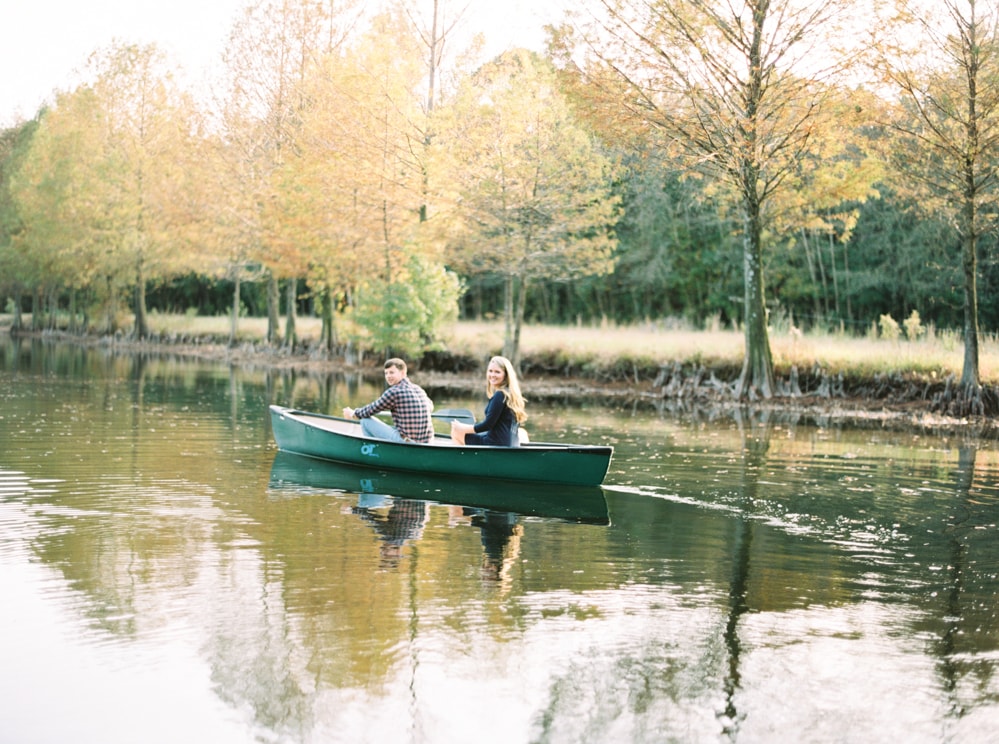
[
  {"x1": 269, "y1": 405, "x2": 614, "y2": 487},
  {"x1": 269, "y1": 451, "x2": 610, "y2": 524}
]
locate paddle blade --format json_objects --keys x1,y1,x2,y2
[{"x1": 431, "y1": 408, "x2": 475, "y2": 424}]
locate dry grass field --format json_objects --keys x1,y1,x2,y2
[{"x1": 450, "y1": 320, "x2": 999, "y2": 382}]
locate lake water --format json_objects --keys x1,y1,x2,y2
[{"x1": 1, "y1": 338, "x2": 997, "y2": 743}]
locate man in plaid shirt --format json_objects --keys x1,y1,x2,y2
[{"x1": 343, "y1": 358, "x2": 435, "y2": 443}]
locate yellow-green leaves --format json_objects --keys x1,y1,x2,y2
[{"x1": 439, "y1": 49, "x2": 620, "y2": 363}]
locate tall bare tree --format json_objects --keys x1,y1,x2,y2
[
  {"x1": 570, "y1": 0, "x2": 864, "y2": 398},
  {"x1": 875, "y1": 0, "x2": 999, "y2": 414}
]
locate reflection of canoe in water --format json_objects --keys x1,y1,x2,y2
[
  {"x1": 269, "y1": 405, "x2": 614, "y2": 487},
  {"x1": 268, "y1": 451, "x2": 610, "y2": 524}
]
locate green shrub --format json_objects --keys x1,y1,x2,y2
[{"x1": 352, "y1": 253, "x2": 462, "y2": 358}]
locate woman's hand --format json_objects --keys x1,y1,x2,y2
[{"x1": 450, "y1": 420, "x2": 471, "y2": 444}]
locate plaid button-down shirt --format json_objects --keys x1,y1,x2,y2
[{"x1": 354, "y1": 377, "x2": 434, "y2": 443}]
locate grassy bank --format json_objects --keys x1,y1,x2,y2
[
  {"x1": 452, "y1": 321, "x2": 999, "y2": 390},
  {"x1": 5, "y1": 312, "x2": 998, "y2": 385}
]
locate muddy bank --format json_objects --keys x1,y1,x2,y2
[
  {"x1": 423, "y1": 361, "x2": 999, "y2": 441},
  {"x1": 9, "y1": 329, "x2": 999, "y2": 440},
  {"x1": 289, "y1": 343, "x2": 999, "y2": 437}
]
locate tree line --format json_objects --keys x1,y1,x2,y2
[{"x1": 2, "y1": 0, "x2": 999, "y2": 408}]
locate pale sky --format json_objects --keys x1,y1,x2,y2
[
  {"x1": 2, "y1": 0, "x2": 242, "y2": 126},
  {"x1": 1, "y1": 0, "x2": 563, "y2": 128}
]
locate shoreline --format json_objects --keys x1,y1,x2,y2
[{"x1": 7, "y1": 328, "x2": 999, "y2": 441}]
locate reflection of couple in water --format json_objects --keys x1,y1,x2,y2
[
  {"x1": 468, "y1": 509, "x2": 523, "y2": 588},
  {"x1": 348, "y1": 498, "x2": 430, "y2": 568},
  {"x1": 349, "y1": 496, "x2": 522, "y2": 582}
]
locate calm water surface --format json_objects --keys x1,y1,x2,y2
[{"x1": 1, "y1": 339, "x2": 997, "y2": 743}]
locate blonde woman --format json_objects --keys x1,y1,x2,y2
[{"x1": 451, "y1": 356, "x2": 527, "y2": 446}]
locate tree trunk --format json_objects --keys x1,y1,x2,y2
[
  {"x1": 959, "y1": 0, "x2": 982, "y2": 397},
  {"x1": 32, "y1": 287, "x2": 42, "y2": 331},
  {"x1": 418, "y1": 0, "x2": 440, "y2": 223},
  {"x1": 229, "y1": 272, "x2": 241, "y2": 348},
  {"x1": 321, "y1": 286, "x2": 336, "y2": 352},
  {"x1": 506, "y1": 273, "x2": 528, "y2": 369},
  {"x1": 11, "y1": 289, "x2": 23, "y2": 332},
  {"x1": 515, "y1": 275, "x2": 528, "y2": 367},
  {"x1": 842, "y1": 237, "x2": 852, "y2": 328},
  {"x1": 736, "y1": 193, "x2": 776, "y2": 399},
  {"x1": 134, "y1": 253, "x2": 149, "y2": 340},
  {"x1": 503, "y1": 274, "x2": 527, "y2": 369},
  {"x1": 105, "y1": 276, "x2": 116, "y2": 334},
  {"x1": 502, "y1": 273, "x2": 515, "y2": 359},
  {"x1": 68, "y1": 289, "x2": 78, "y2": 333},
  {"x1": 267, "y1": 272, "x2": 281, "y2": 345},
  {"x1": 46, "y1": 286, "x2": 58, "y2": 330},
  {"x1": 960, "y1": 226, "x2": 981, "y2": 394},
  {"x1": 828, "y1": 231, "x2": 840, "y2": 320},
  {"x1": 735, "y1": 7, "x2": 775, "y2": 400},
  {"x1": 284, "y1": 278, "x2": 297, "y2": 349},
  {"x1": 801, "y1": 229, "x2": 824, "y2": 324}
]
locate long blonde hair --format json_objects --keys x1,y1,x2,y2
[{"x1": 487, "y1": 356, "x2": 527, "y2": 424}]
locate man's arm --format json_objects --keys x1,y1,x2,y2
[{"x1": 346, "y1": 387, "x2": 396, "y2": 419}]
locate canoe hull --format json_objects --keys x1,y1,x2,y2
[
  {"x1": 269, "y1": 451, "x2": 610, "y2": 524},
  {"x1": 269, "y1": 405, "x2": 613, "y2": 487}
]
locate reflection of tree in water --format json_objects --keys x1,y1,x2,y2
[
  {"x1": 932, "y1": 444, "x2": 999, "y2": 716},
  {"x1": 263, "y1": 367, "x2": 349, "y2": 415},
  {"x1": 936, "y1": 446, "x2": 975, "y2": 714},
  {"x1": 469, "y1": 510, "x2": 523, "y2": 589},
  {"x1": 350, "y1": 498, "x2": 430, "y2": 569},
  {"x1": 719, "y1": 409, "x2": 774, "y2": 740}
]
